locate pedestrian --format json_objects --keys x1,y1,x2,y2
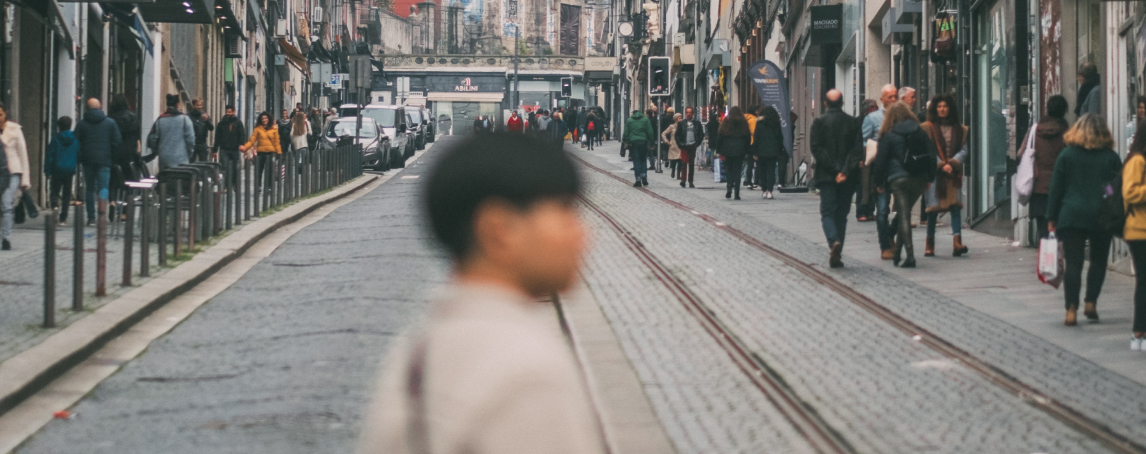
[
  {"x1": 291, "y1": 111, "x2": 311, "y2": 169},
  {"x1": 356, "y1": 133, "x2": 601, "y2": 454},
  {"x1": 507, "y1": 110, "x2": 524, "y2": 134},
  {"x1": 809, "y1": 90, "x2": 863, "y2": 268},
  {"x1": 0, "y1": 102, "x2": 29, "y2": 250},
  {"x1": 674, "y1": 107, "x2": 705, "y2": 188},
  {"x1": 661, "y1": 113, "x2": 683, "y2": 178},
  {"x1": 44, "y1": 116, "x2": 79, "y2": 225},
  {"x1": 566, "y1": 107, "x2": 579, "y2": 143},
  {"x1": 74, "y1": 98, "x2": 123, "y2": 226},
  {"x1": 1076, "y1": 62, "x2": 1102, "y2": 117},
  {"x1": 658, "y1": 107, "x2": 675, "y2": 167},
  {"x1": 855, "y1": 99, "x2": 879, "y2": 221},
  {"x1": 188, "y1": 98, "x2": 214, "y2": 162},
  {"x1": 1121, "y1": 120, "x2": 1146, "y2": 350},
  {"x1": 753, "y1": 105, "x2": 785, "y2": 199},
  {"x1": 240, "y1": 112, "x2": 282, "y2": 202},
  {"x1": 706, "y1": 108, "x2": 722, "y2": 181},
  {"x1": 277, "y1": 109, "x2": 293, "y2": 156},
  {"x1": 623, "y1": 109, "x2": 655, "y2": 187},
  {"x1": 108, "y1": 94, "x2": 141, "y2": 182},
  {"x1": 865, "y1": 84, "x2": 899, "y2": 260},
  {"x1": 309, "y1": 108, "x2": 323, "y2": 149},
  {"x1": 872, "y1": 101, "x2": 937, "y2": 268},
  {"x1": 214, "y1": 105, "x2": 246, "y2": 190},
  {"x1": 920, "y1": 93, "x2": 970, "y2": 257},
  {"x1": 717, "y1": 106, "x2": 752, "y2": 200},
  {"x1": 536, "y1": 110, "x2": 551, "y2": 133},
  {"x1": 579, "y1": 107, "x2": 590, "y2": 148},
  {"x1": 145, "y1": 94, "x2": 196, "y2": 171},
  {"x1": 1030, "y1": 95, "x2": 1070, "y2": 240},
  {"x1": 585, "y1": 113, "x2": 598, "y2": 151},
  {"x1": 743, "y1": 106, "x2": 757, "y2": 188},
  {"x1": 473, "y1": 115, "x2": 484, "y2": 134},
  {"x1": 1046, "y1": 113, "x2": 1122, "y2": 326},
  {"x1": 550, "y1": 111, "x2": 569, "y2": 145}
]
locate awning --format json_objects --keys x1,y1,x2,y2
[
  {"x1": 426, "y1": 92, "x2": 505, "y2": 102},
  {"x1": 137, "y1": 0, "x2": 215, "y2": 23},
  {"x1": 277, "y1": 38, "x2": 309, "y2": 75}
]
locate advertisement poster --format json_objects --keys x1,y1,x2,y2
[{"x1": 748, "y1": 60, "x2": 793, "y2": 157}]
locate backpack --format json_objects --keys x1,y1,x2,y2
[
  {"x1": 588, "y1": 121, "x2": 595, "y2": 131},
  {"x1": 1097, "y1": 173, "x2": 1126, "y2": 238},
  {"x1": 901, "y1": 128, "x2": 937, "y2": 180}
]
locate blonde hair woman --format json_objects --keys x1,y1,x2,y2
[
  {"x1": 871, "y1": 101, "x2": 937, "y2": 268},
  {"x1": 662, "y1": 113, "x2": 684, "y2": 179},
  {"x1": 1046, "y1": 114, "x2": 1122, "y2": 326}
]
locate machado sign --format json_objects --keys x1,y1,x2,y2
[{"x1": 748, "y1": 60, "x2": 793, "y2": 158}]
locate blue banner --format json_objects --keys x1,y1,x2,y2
[{"x1": 748, "y1": 60, "x2": 792, "y2": 157}]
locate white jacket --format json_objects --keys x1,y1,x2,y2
[
  {"x1": 1, "y1": 122, "x2": 30, "y2": 188},
  {"x1": 290, "y1": 121, "x2": 311, "y2": 150}
]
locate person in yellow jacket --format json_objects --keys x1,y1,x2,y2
[
  {"x1": 1122, "y1": 122, "x2": 1146, "y2": 350},
  {"x1": 743, "y1": 107, "x2": 758, "y2": 188},
  {"x1": 241, "y1": 112, "x2": 281, "y2": 198}
]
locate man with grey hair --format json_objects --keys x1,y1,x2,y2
[
  {"x1": 898, "y1": 86, "x2": 917, "y2": 111},
  {"x1": 863, "y1": 84, "x2": 899, "y2": 260}
]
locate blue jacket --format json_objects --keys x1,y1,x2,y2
[
  {"x1": 44, "y1": 130, "x2": 79, "y2": 177},
  {"x1": 74, "y1": 108, "x2": 123, "y2": 167}
]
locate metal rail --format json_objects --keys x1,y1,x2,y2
[{"x1": 573, "y1": 153, "x2": 1146, "y2": 454}]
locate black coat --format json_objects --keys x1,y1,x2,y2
[
  {"x1": 873, "y1": 120, "x2": 938, "y2": 185},
  {"x1": 674, "y1": 119, "x2": 706, "y2": 148},
  {"x1": 109, "y1": 110, "x2": 140, "y2": 165},
  {"x1": 753, "y1": 121, "x2": 785, "y2": 158},
  {"x1": 809, "y1": 107, "x2": 862, "y2": 185},
  {"x1": 74, "y1": 108, "x2": 123, "y2": 167},
  {"x1": 214, "y1": 116, "x2": 247, "y2": 151},
  {"x1": 717, "y1": 131, "x2": 752, "y2": 158}
]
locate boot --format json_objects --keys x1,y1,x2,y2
[
  {"x1": 734, "y1": 186, "x2": 741, "y2": 200},
  {"x1": 924, "y1": 237, "x2": 935, "y2": 257},
  {"x1": 1084, "y1": 301, "x2": 1099, "y2": 322},
  {"x1": 1065, "y1": 306, "x2": 1078, "y2": 326},
  {"x1": 902, "y1": 234, "x2": 916, "y2": 267},
  {"x1": 726, "y1": 188, "x2": 732, "y2": 199},
  {"x1": 953, "y1": 234, "x2": 969, "y2": 257}
]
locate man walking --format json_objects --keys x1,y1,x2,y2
[
  {"x1": 277, "y1": 109, "x2": 293, "y2": 155},
  {"x1": 74, "y1": 98, "x2": 122, "y2": 226},
  {"x1": 864, "y1": 84, "x2": 898, "y2": 260},
  {"x1": 188, "y1": 98, "x2": 214, "y2": 162},
  {"x1": 674, "y1": 107, "x2": 705, "y2": 188},
  {"x1": 624, "y1": 110, "x2": 656, "y2": 187},
  {"x1": 810, "y1": 89, "x2": 863, "y2": 268},
  {"x1": 146, "y1": 94, "x2": 196, "y2": 171},
  {"x1": 214, "y1": 105, "x2": 246, "y2": 190}
]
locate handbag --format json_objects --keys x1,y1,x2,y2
[
  {"x1": 1014, "y1": 128, "x2": 1037, "y2": 204},
  {"x1": 1038, "y1": 232, "x2": 1065, "y2": 288},
  {"x1": 620, "y1": 141, "x2": 628, "y2": 157}
]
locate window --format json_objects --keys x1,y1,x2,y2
[
  {"x1": 362, "y1": 108, "x2": 399, "y2": 127},
  {"x1": 327, "y1": 120, "x2": 378, "y2": 138}
]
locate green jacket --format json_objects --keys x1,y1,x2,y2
[
  {"x1": 623, "y1": 112, "x2": 655, "y2": 143},
  {"x1": 1046, "y1": 145, "x2": 1122, "y2": 231}
]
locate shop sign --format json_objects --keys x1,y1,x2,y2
[
  {"x1": 424, "y1": 75, "x2": 505, "y2": 93},
  {"x1": 748, "y1": 60, "x2": 793, "y2": 157},
  {"x1": 810, "y1": 5, "x2": 843, "y2": 45}
]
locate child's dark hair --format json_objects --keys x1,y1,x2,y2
[
  {"x1": 424, "y1": 132, "x2": 581, "y2": 261},
  {"x1": 57, "y1": 116, "x2": 72, "y2": 131}
]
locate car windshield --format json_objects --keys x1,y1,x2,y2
[
  {"x1": 326, "y1": 120, "x2": 377, "y2": 138},
  {"x1": 362, "y1": 108, "x2": 398, "y2": 127},
  {"x1": 407, "y1": 110, "x2": 423, "y2": 124},
  {"x1": 339, "y1": 106, "x2": 359, "y2": 117}
]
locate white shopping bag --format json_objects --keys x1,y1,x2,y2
[
  {"x1": 1038, "y1": 233, "x2": 1064, "y2": 288},
  {"x1": 1014, "y1": 128, "x2": 1037, "y2": 205},
  {"x1": 713, "y1": 156, "x2": 722, "y2": 183},
  {"x1": 864, "y1": 139, "x2": 879, "y2": 166}
]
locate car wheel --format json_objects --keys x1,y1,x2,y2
[
  {"x1": 375, "y1": 143, "x2": 391, "y2": 171},
  {"x1": 427, "y1": 129, "x2": 435, "y2": 143}
]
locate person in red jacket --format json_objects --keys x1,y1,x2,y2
[{"x1": 507, "y1": 111, "x2": 525, "y2": 133}]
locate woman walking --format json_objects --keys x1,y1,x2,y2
[
  {"x1": 717, "y1": 106, "x2": 752, "y2": 200},
  {"x1": 662, "y1": 113, "x2": 683, "y2": 178},
  {"x1": 1122, "y1": 121, "x2": 1146, "y2": 350},
  {"x1": 753, "y1": 106, "x2": 785, "y2": 199},
  {"x1": 1046, "y1": 114, "x2": 1122, "y2": 326},
  {"x1": 586, "y1": 113, "x2": 598, "y2": 151},
  {"x1": 240, "y1": 112, "x2": 282, "y2": 203},
  {"x1": 0, "y1": 102, "x2": 29, "y2": 250},
  {"x1": 920, "y1": 94, "x2": 970, "y2": 257},
  {"x1": 291, "y1": 111, "x2": 311, "y2": 169},
  {"x1": 873, "y1": 102, "x2": 937, "y2": 268},
  {"x1": 1030, "y1": 95, "x2": 1070, "y2": 240}
]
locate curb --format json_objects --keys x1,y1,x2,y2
[{"x1": 0, "y1": 174, "x2": 379, "y2": 417}]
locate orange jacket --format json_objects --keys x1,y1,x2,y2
[{"x1": 243, "y1": 124, "x2": 282, "y2": 154}]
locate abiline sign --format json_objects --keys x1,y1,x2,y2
[{"x1": 455, "y1": 78, "x2": 481, "y2": 92}]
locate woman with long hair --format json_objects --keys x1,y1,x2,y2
[
  {"x1": 920, "y1": 94, "x2": 970, "y2": 257},
  {"x1": 753, "y1": 105, "x2": 785, "y2": 199},
  {"x1": 0, "y1": 102, "x2": 29, "y2": 250},
  {"x1": 662, "y1": 113, "x2": 683, "y2": 178},
  {"x1": 717, "y1": 106, "x2": 752, "y2": 200},
  {"x1": 1047, "y1": 114, "x2": 1122, "y2": 326},
  {"x1": 291, "y1": 110, "x2": 311, "y2": 168},
  {"x1": 1030, "y1": 95, "x2": 1071, "y2": 240},
  {"x1": 872, "y1": 101, "x2": 936, "y2": 268},
  {"x1": 241, "y1": 112, "x2": 282, "y2": 203},
  {"x1": 1123, "y1": 120, "x2": 1146, "y2": 350},
  {"x1": 854, "y1": 99, "x2": 880, "y2": 221}
]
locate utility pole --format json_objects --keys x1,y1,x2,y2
[{"x1": 513, "y1": 26, "x2": 520, "y2": 110}]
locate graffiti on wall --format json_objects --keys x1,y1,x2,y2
[{"x1": 1039, "y1": 0, "x2": 1061, "y2": 110}]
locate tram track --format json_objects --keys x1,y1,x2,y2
[{"x1": 572, "y1": 152, "x2": 1146, "y2": 454}]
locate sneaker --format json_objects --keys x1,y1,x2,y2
[
  {"x1": 1, "y1": 239, "x2": 9, "y2": 250},
  {"x1": 642, "y1": 178, "x2": 649, "y2": 186},
  {"x1": 680, "y1": 181, "x2": 686, "y2": 188},
  {"x1": 1133, "y1": 337, "x2": 1144, "y2": 351},
  {"x1": 767, "y1": 192, "x2": 774, "y2": 199},
  {"x1": 634, "y1": 181, "x2": 642, "y2": 187}
]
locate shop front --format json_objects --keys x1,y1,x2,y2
[{"x1": 418, "y1": 73, "x2": 507, "y2": 134}]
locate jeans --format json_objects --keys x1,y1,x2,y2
[
  {"x1": 855, "y1": 166, "x2": 874, "y2": 218},
  {"x1": 84, "y1": 164, "x2": 111, "y2": 222},
  {"x1": 1, "y1": 174, "x2": 18, "y2": 240},
  {"x1": 1128, "y1": 241, "x2": 1146, "y2": 333},
  {"x1": 192, "y1": 144, "x2": 209, "y2": 163},
  {"x1": 586, "y1": 131, "x2": 596, "y2": 150},
  {"x1": 757, "y1": 157, "x2": 778, "y2": 190},
  {"x1": 1058, "y1": 228, "x2": 1113, "y2": 309},
  {"x1": 256, "y1": 152, "x2": 277, "y2": 192},
  {"x1": 218, "y1": 149, "x2": 241, "y2": 190},
  {"x1": 890, "y1": 177, "x2": 927, "y2": 260},
  {"x1": 742, "y1": 158, "x2": 755, "y2": 185},
  {"x1": 817, "y1": 179, "x2": 857, "y2": 245},
  {"x1": 875, "y1": 190, "x2": 893, "y2": 251},
  {"x1": 724, "y1": 156, "x2": 745, "y2": 195},
  {"x1": 926, "y1": 208, "x2": 963, "y2": 237},
  {"x1": 679, "y1": 146, "x2": 697, "y2": 184},
  {"x1": 49, "y1": 175, "x2": 73, "y2": 222},
  {"x1": 630, "y1": 140, "x2": 649, "y2": 181}
]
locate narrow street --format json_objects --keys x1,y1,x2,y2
[{"x1": 8, "y1": 136, "x2": 1146, "y2": 454}]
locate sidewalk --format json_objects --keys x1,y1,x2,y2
[{"x1": 581, "y1": 139, "x2": 1144, "y2": 385}]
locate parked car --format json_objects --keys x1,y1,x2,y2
[
  {"x1": 361, "y1": 104, "x2": 413, "y2": 169},
  {"x1": 422, "y1": 107, "x2": 436, "y2": 143},
  {"x1": 319, "y1": 116, "x2": 390, "y2": 170},
  {"x1": 406, "y1": 108, "x2": 426, "y2": 151},
  {"x1": 338, "y1": 103, "x2": 361, "y2": 118}
]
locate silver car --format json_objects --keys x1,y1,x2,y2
[
  {"x1": 361, "y1": 104, "x2": 413, "y2": 169},
  {"x1": 320, "y1": 116, "x2": 390, "y2": 170}
]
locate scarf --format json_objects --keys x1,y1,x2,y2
[{"x1": 929, "y1": 122, "x2": 964, "y2": 201}]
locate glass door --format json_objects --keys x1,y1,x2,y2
[{"x1": 974, "y1": 0, "x2": 1012, "y2": 217}]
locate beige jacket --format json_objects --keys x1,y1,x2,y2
[
  {"x1": 356, "y1": 283, "x2": 603, "y2": 454},
  {"x1": 2, "y1": 122, "x2": 30, "y2": 188},
  {"x1": 661, "y1": 123, "x2": 681, "y2": 160}
]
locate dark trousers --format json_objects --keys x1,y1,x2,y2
[
  {"x1": 1057, "y1": 228, "x2": 1112, "y2": 309},
  {"x1": 1128, "y1": 241, "x2": 1146, "y2": 333},
  {"x1": 255, "y1": 152, "x2": 277, "y2": 193},
  {"x1": 679, "y1": 146, "x2": 697, "y2": 184},
  {"x1": 875, "y1": 190, "x2": 893, "y2": 251},
  {"x1": 890, "y1": 177, "x2": 927, "y2": 260},
  {"x1": 630, "y1": 140, "x2": 649, "y2": 181},
  {"x1": 724, "y1": 156, "x2": 745, "y2": 196},
  {"x1": 192, "y1": 144, "x2": 210, "y2": 163},
  {"x1": 816, "y1": 179, "x2": 856, "y2": 245},
  {"x1": 743, "y1": 157, "x2": 756, "y2": 185},
  {"x1": 855, "y1": 166, "x2": 874, "y2": 218},
  {"x1": 586, "y1": 130, "x2": 596, "y2": 150},
  {"x1": 757, "y1": 157, "x2": 778, "y2": 190},
  {"x1": 49, "y1": 175, "x2": 73, "y2": 222},
  {"x1": 218, "y1": 149, "x2": 241, "y2": 189}
]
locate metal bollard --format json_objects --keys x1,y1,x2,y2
[
  {"x1": 122, "y1": 195, "x2": 135, "y2": 287},
  {"x1": 174, "y1": 183, "x2": 183, "y2": 257},
  {"x1": 158, "y1": 183, "x2": 167, "y2": 266},
  {"x1": 96, "y1": 200, "x2": 107, "y2": 297},
  {"x1": 244, "y1": 158, "x2": 251, "y2": 221},
  {"x1": 73, "y1": 203, "x2": 83, "y2": 312},
  {"x1": 141, "y1": 188, "x2": 150, "y2": 277},
  {"x1": 44, "y1": 209, "x2": 56, "y2": 328},
  {"x1": 188, "y1": 177, "x2": 198, "y2": 248}
]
